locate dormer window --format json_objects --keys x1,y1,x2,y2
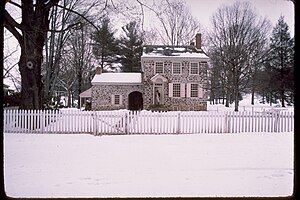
[{"x1": 155, "y1": 62, "x2": 164, "y2": 74}]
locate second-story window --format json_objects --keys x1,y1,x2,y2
[
  {"x1": 155, "y1": 62, "x2": 164, "y2": 74},
  {"x1": 190, "y1": 62, "x2": 199, "y2": 75},
  {"x1": 172, "y1": 62, "x2": 181, "y2": 74}
]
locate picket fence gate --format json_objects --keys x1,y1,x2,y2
[{"x1": 3, "y1": 109, "x2": 294, "y2": 135}]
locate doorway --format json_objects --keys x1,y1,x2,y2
[{"x1": 128, "y1": 91, "x2": 143, "y2": 110}]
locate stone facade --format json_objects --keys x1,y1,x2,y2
[
  {"x1": 141, "y1": 46, "x2": 209, "y2": 111},
  {"x1": 92, "y1": 84, "x2": 143, "y2": 110}
]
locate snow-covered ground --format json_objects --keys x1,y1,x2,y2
[
  {"x1": 3, "y1": 94, "x2": 294, "y2": 198},
  {"x1": 4, "y1": 132, "x2": 294, "y2": 198}
]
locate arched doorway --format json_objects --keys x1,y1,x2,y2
[{"x1": 128, "y1": 91, "x2": 143, "y2": 110}]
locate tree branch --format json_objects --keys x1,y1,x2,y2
[
  {"x1": 54, "y1": 3, "x2": 99, "y2": 31},
  {"x1": 3, "y1": 9, "x2": 22, "y2": 44}
]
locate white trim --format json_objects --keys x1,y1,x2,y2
[
  {"x1": 150, "y1": 74, "x2": 168, "y2": 83},
  {"x1": 198, "y1": 84, "x2": 204, "y2": 98},
  {"x1": 186, "y1": 83, "x2": 191, "y2": 98},
  {"x1": 168, "y1": 83, "x2": 173, "y2": 97},
  {"x1": 180, "y1": 83, "x2": 186, "y2": 97},
  {"x1": 111, "y1": 95, "x2": 115, "y2": 105}
]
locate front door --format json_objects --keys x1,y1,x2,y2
[{"x1": 154, "y1": 84, "x2": 163, "y2": 105}]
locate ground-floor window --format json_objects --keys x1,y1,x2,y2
[
  {"x1": 111, "y1": 94, "x2": 122, "y2": 105},
  {"x1": 190, "y1": 84, "x2": 198, "y2": 97},
  {"x1": 173, "y1": 83, "x2": 181, "y2": 97}
]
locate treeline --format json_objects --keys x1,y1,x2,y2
[
  {"x1": 4, "y1": 0, "x2": 294, "y2": 110},
  {"x1": 207, "y1": 2, "x2": 294, "y2": 110}
]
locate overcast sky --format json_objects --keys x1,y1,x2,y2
[{"x1": 185, "y1": 0, "x2": 294, "y2": 36}]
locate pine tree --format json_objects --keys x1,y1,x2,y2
[
  {"x1": 119, "y1": 21, "x2": 143, "y2": 72},
  {"x1": 91, "y1": 17, "x2": 119, "y2": 71},
  {"x1": 269, "y1": 16, "x2": 294, "y2": 107}
]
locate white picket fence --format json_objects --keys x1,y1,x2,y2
[{"x1": 3, "y1": 109, "x2": 294, "y2": 135}]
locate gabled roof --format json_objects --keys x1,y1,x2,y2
[
  {"x1": 91, "y1": 72, "x2": 142, "y2": 85},
  {"x1": 150, "y1": 74, "x2": 168, "y2": 83},
  {"x1": 141, "y1": 45, "x2": 209, "y2": 59}
]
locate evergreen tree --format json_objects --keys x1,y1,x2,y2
[
  {"x1": 91, "y1": 17, "x2": 119, "y2": 71},
  {"x1": 268, "y1": 16, "x2": 294, "y2": 107},
  {"x1": 119, "y1": 21, "x2": 143, "y2": 72}
]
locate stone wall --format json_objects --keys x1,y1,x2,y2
[
  {"x1": 91, "y1": 84, "x2": 143, "y2": 110},
  {"x1": 142, "y1": 58, "x2": 208, "y2": 111}
]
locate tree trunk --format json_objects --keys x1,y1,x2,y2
[
  {"x1": 17, "y1": 0, "x2": 57, "y2": 109},
  {"x1": 251, "y1": 87, "x2": 255, "y2": 105}
]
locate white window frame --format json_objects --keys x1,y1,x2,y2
[
  {"x1": 173, "y1": 83, "x2": 181, "y2": 97},
  {"x1": 172, "y1": 62, "x2": 181, "y2": 74},
  {"x1": 155, "y1": 61, "x2": 164, "y2": 74},
  {"x1": 190, "y1": 62, "x2": 199, "y2": 75},
  {"x1": 169, "y1": 83, "x2": 185, "y2": 98}
]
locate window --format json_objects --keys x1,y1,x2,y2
[
  {"x1": 172, "y1": 62, "x2": 181, "y2": 74},
  {"x1": 155, "y1": 62, "x2": 164, "y2": 74},
  {"x1": 173, "y1": 83, "x2": 181, "y2": 97},
  {"x1": 190, "y1": 62, "x2": 199, "y2": 75},
  {"x1": 190, "y1": 84, "x2": 198, "y2": 97},
  {"x1": 114, "y1": 94, "x2": 120, "y2": 105}
]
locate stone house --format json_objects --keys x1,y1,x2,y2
[
  {"x1": 89, "y1": 33, "x2": 209, "y2": 111},
  {"x1": 91, "y1": 70, "x2": 143, "y2": 110}
]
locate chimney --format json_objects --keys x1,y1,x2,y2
[
  {"x1": 95, "y1": 66, "x2": 102, "y2": 74},
  {"x1": 195, "y1": 33, "x2": 201, "y2": 49}
]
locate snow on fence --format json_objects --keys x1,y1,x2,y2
[{"x1": 3, "y1": 109, "x2": 294, "y2": 135}]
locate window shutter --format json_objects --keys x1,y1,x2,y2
[
  {"x1": 181, "y1": 83, "x2": 186, "y2": 97},
  {"x1": 169, "y1": 83, "x2": 173, "y2": 97},
  {"x1": 186, "y1": 83, "x2": 191, "y2": 98},
  {"x1": 111, "y1": 95, "x2": 115, "y2": 105},
  {"x1": 120, "y1": 95, "x2": 123, "y2": 105},
  {"x1": 198, "y1": 85, "x2": 203, "y2": 98}
]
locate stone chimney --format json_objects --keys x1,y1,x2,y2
[
  {"x1": 195, "y1": 33, "x2": 201, "y2": 50},
  {"x1": 95, "y1": 66, "x2": 102, "y2": 74}
]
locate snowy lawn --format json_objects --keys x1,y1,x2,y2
[{"x1": 4, "y1": 132, "x2": 294, "y2": 198}]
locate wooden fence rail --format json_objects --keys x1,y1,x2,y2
[{"x1": 3, "y1": 109, "x2": 294, "y2": 135}]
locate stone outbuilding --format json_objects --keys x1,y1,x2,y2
[{"x1": 91, "y1": 72, "x2": 143, "y2": 110}]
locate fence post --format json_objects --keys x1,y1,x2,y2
[
  {"x1": 274, "y1": 111, "x2": 279, "y2": 133},
  {"x1": 93, "y1": 111, "x2": 97, "y2": 136},
  {"x1": 177, "y1": 112, "x2": 181, "y2": 134},
  {"x1": 224, "y1": 112, "x2": 228, "y2": 133},
  {"x1": 41, "y1": 110, "x2": 45, "y2": 134}
]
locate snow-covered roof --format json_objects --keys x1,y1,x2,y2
[
  {"x1": 141, "y1": 45, "x2": 209, "y2": 59},
  {"x1": 79, "y1": 88, "x2": 91, "y2": 98},
  {"x1": 91, "y1": 73, "x2": 142, "y2": 85}
]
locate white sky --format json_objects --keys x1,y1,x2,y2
[{"x1": 184, "y1": 0, "x2": 294, "y2": 36}]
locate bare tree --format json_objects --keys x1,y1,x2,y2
[
  {"x1": 208, "y1": 1, "x2": 271, "y2": 111},
  {"x1": 155, "y1": 0, "x2": 201, "y2": 45}
]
